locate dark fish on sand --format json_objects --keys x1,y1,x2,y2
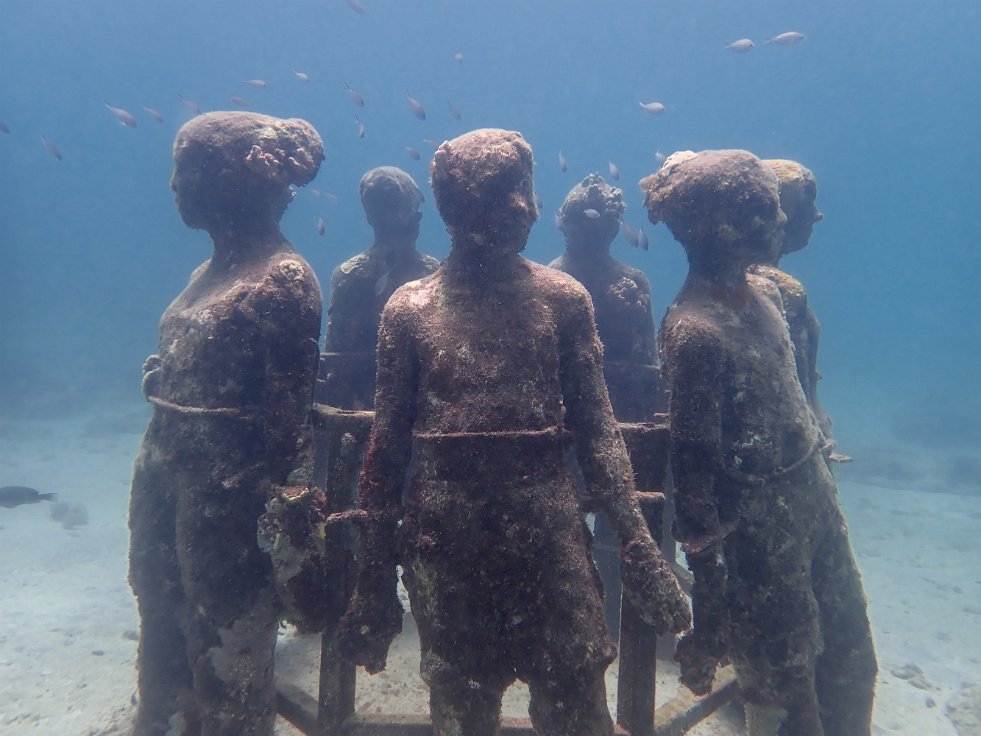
[
  {"x1": 179, "y1": 95, "x2": 201, "y2": 114},
  {"x1": 345, "y1": 82, "x2": 365, "y2": 107},
  {"x1": 1, "y1": 486, "x2": 57, "y2": 508},
  {"x1": 406, "y1": 91, "x2": 426, "y2": 120},
  {"x1": 0, "y1": 118, "x2": 9, "y2": 134},
  {"x1": 105, "y1": 101, "x2": 137, "y2": 128},
  {"x1": 558, "y1": 151, "x2": 567, "y2": 173},
  {"x1": 766, "y1": 31, "x2": 806, "y2": 45},
  {"x1": 40, "y1": 135, "x2": 62, "y2": 161},
  {"x1": 143, "y1": 107, "x2": 164, "y2": 123}
]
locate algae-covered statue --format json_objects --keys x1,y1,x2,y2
[
  {"x1": 644, "y1": 150, "x2": 876, "y2": 736},
  {"x1": 321, "y1": 166, "x2": 440, "y2": 410},
  {"x1": 128, "y1": 111, "x2": 323, "y2": 736},
  {"x1": 747, "y1": 159, "x2": 837, "y2": 449},
  {"x1": 337, "y1": 128, "x2": 690, "y2": 736},
  {"x1": 548, "y1": 172, "x2": 664, "y2": 632}
]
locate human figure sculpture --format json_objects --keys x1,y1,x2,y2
[
  {"x1": 336, "y1": 128, "x2": 690, "y2": 736},
  {"x1": 548, "y1": 173, "x2": 663, "y2": 633},
  {"x1": 748, "y1": 159, "x2": 835, "y2": 444},
  {"x1": 321, "y1": 166, "x2": 440, "y2": 410},
  {"x1": 643, "y1": 149, "x2": 876, "y2": 736},
  {"x1": 128, "y1": 111, "x2": 324, "y2": 736}
]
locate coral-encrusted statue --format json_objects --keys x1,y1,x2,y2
[
  {"x1": 644, "y1": 150, "x2": 876, "y2": 736},
  {"x1": 321, "y1": 166, "x2": 440, "y2": 410},
  {"x1": 548, "y1": 172, "x2": 664, "y2": 633},
  {"x1": 337, "y1": 129, "x2": 690, "y2": 736},
  {"x1": 748, "y1": 159, "x2": 836, "y2": 448},
  {"x1": 128, "y1": 112, "x2": 323, "y2": 736}
]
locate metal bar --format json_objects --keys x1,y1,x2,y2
[
  {"x1": 653, "y1": 666, "x2": 739, "y2": 736},
  {"x1": 276, "y1": 673, "x2": 320, "y2": 735}
]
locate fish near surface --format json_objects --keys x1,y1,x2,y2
[
  {"x1": 355, "y1": 115, "x2": 366, "y2": 138},
  {"x1": 1, "y1": 486, "x2": 57, "y2": 508},
  {"x1": 609, "y1": 161, "x2": 620, "y2": 181},
  {"x1": 406, "y1": 91, "x2": 426, "y2": 120},
  {"x1": 244, "y1": 79, "x2": 268, "y2": 88},
  {"x1": 40, "y1": 135, "x2": 62, "y2": 160},
  {"x1": 105, "y1": 101, "x2": 137, "y2": 128},
  {"x1": 640, "y1": 101, "x2": 666, "y2": 115},
  {"x1": 143, "y1": 107, "x2": 164, "y2": 123},
  {"x1": 294, "y1": 70, "x2": 310, "y2": 82},
  {"x1": 558, "y1": 151, "x2": 567, "y2": 172},
  {"x1": 406, "y1": 146, "x2": 421, "y2": 160},
  {"x1": 725, "y1": 38, "x2": 755, "y2": 52},
  {"x1": 345, "y1": 82, "x2": 365, "y2": 107},
  {"x1": 317, "y1": 217, "x2": 326, "y2": 236},
  {"x1": 766, "y1": 31, "x2": 806, "y2": 45},
  {"x1": 179, "y1": 95, "x2": 201, "y2": 114}
]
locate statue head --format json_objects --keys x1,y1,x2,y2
[
  {"x1": 764, "y1": 159, "x2": 822, "y2": 257},
  {"x1": 558, "y1": 173, "x2": 625, "y2": 253},
  {"x1": 359, "y1": 166, "x2": 423, "y2": 247}
]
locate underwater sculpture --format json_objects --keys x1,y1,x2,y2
[
  {"x1": 321, "y1": 166, "x2": 440, "y2": 410},
  {"x1": 548, "y1": 173, "x2": 664, "y2": 633},
  {"x1": 336, "y1": 128, "x2": 690, "y2": 736},
  {"x1": 128, "y1": 111, "x2": 323, "y2": 736},
  {"x1": 748, "y1": 159, "x2": 835, "y2": 446},
  {"x1": 644, "y1": 149, "x2": 876, "y2": 736}
]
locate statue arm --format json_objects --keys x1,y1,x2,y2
[{"x1": 337, "y1": 301, "x2": 418, "y2": 672}]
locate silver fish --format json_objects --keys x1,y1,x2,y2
[
  {"x1": 179, "y1": 95, "x2": 201, "y2": 114},
  {"x1": 766, "y1": 31, "x2": 806, "y2": 45},
  {"x1": 621, "y1": 221, "x2": 640, "y2": 248},
  {"x1": 375, "y1": 269, "x2": 391, "y2": 296},
  {"x1": 609, "y1": 161, "x2": 620, "y2": 181},
  {"x1": 40, "y1": 135, "x2": 62, "y2": 161},
  {"x1": 584, "y1": 208, "x2": 600, "y2": 219},
  {"x1": 317, "y1": 217, "x2": 326, "y2": 236},
  {"x1": 355, "y1": 115, "x2": 366, "y2": 138},
  {"x1": 725, "y1": 38, "x2": 755, "y2": 52},
  {"x1": 105, "y1": 100, "x2": 137, "y2": 128},
  {"x1": 558, "y1": 151, "x2": 567, "y2": 173},
  {"x1": 448, "y1": 101, "x2": 462, "y2": 121},
  {"x1": 554, "y1": 211, "x2": 563, "y2": 229},
  {"x1": 0, "y1": 118, "x2": 8, "y2": 134},
  {"x1": 345, "y1": 82, "x2": 365, "y2": 107},
  {"x1": 453, "y1": 52, "x2": 465, "y2": 64},
  {"x1": 406, "y1": 91, "x2": 426, "y2": 120},
  {"x1": 244, "y1": 79, "x2": 268, "y2": 89},
  {"x1": 535, "y1": 194, "x2": 543, "y2": 212},
  {"x1": 347, "y1": 0, "x2": 365, "y2": 14},
  {"x1": 294, "y1": 70, "x2": 310, "y2": 82},
  {"x1": 639, "y1": 101, "x2": 666, "y2": 115},
  {"x1": 655, "y1": 150, "x2": 667, "y2": 167},
  {"x1": 423, "y1": 139, "x2": 439, "y2": 148},
  {"x1": 0, "y1": 485, "x2": 56, "y2": 508},
  {"x1": 143, "y1": 107, "x2": 164, "y2": 123},
  {"x1": 230, "y1": 96, "x2": 251, "y2": 108},
  {"x1": 638, "y1": 229, "x2": 649, "y2": 251},
  {"x1": 323, "y1": 191, "x2": 340, "y2": 205},
  {"x1": 406, "y1": 146, "x2": 421, "y2": 160}
]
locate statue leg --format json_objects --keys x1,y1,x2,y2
[
  {"x1": 129, "y1": 438, "x2": 194, "y2": 735},
  {"x1": 527, "y1": 667, "x2": 614, "y2": 736},
  {"x1": 177, "y1": 477, "x2": 280, "y2": 736},
  {"x1": 430, "y1": 681, "x2": 505, "y2": 736},
  {"x1": 812, "y1": 521, "x2": 877, "y2": 736}
]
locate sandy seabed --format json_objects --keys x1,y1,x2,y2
[{"x1": 1, "y1": 399, "x2": 979, "y2": 735}]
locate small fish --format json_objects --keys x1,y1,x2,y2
[
  {"x1": 347, "y1": 0, "x2": 365, "y2": 14},
  {"x1": 344, "y1": 82, "x2": 365, "y2": 107},
  {"x1": 608, "y1": 161, "x2": 620, "y2": 181},
  {"x1": 294, "y1": 70, "x2": 310, "y2": 82},
  {"x1": 554, "y1": 211, "x2": 563, "y2": 230},
  {"x1": 621, "y1": 221, "x2": 640, "y2": 248},
  {"x1": 583, "y1": 208, "x2": 601, "y2": 219},
  {"x1": 725, "y1": 38, "x2": 755, "y2": 53},
  {"x1": 0, "y1": 485, "x2": 57, "y2": 508},
  {"x1": 639, "y1": 101, "x2": 666, "y2": 115},
  {"x1": 637, "y1": 229, "x2": 649, "y2": 251},
  {"x1": 40, "y1": 135, "x2": 62, "y2": 161},
  {"x1": 317, "y1": 217, "x2": 326, "y2": 236},
  {"x1": 406, "y1": 146, "x2": 421, "y2": 160},
  {"x1": 654, "y1": 150, "x2": 667, "y2": 167},
  {"x1": 143, "y1": 107, "x2": 164, "y2": 123},
  {"x1": 406, "y1": 91, "x2": 426, "y2": 121},
  {"x1": 422, "y1": 139, "x2": 439, "y2": 148},
  {"x1": 558, "y1": 151, "x2": 567, "y2": 173},
  {"x1": 453, "y1": 52, "x2": 465, "y2": 64},
  {"x1": 447, "y1": 101, "x2": 462, "y2": 121},
  {"x1": 322, "y1": 191, "x2": 340, "y2": 205},
  {"x1": 105, "y1": 100, "x2": 137, "y2": 128},
  {"x1": 230, "y1": 96, "x2": 251, "y2": 108},
  {"x1": 355, "y1": 115, "x2": 365, "y2": 138},
  {"x1": 244, "y1": 79, "x2": 268, "y2": 89},
  {"x1": 534, "y1": 194, "x2": 543, "y2": 212},
  {"x1": 179, "y1": 95, "x2": 201, "y2": 114},
  {"x1": 374, "y1": 269, "x2": 391, "y2": 296},
  {"x1": 0, "y1": 118, "x2": 10, "y2": 133},
  {"x1": 766, "y1": 31, "x2": 806, "y2": 45}
]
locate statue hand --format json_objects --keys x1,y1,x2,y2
[
  {"x1": 620, "y1": 537, "x2": 691, "y2": 635},
  {"x1": 336, "y1": 577, "x2": 403, "y2": 674}
]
